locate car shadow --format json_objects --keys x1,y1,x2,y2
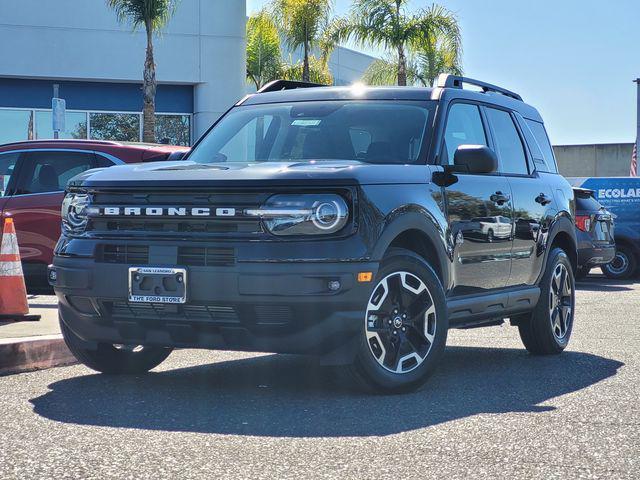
[
  {"x1": 30, "y1": 346, "x2": 623, "y2": 438},
  {"x1": 576, "y1": 275, "x2": 635, "y2": 292}
]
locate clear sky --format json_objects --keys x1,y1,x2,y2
[{"x1": 247, "y1": 0, "x2": 640, "y2": 146}]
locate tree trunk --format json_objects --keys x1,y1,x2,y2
[
  {"x1": 302, "y1": 39, "x2": 310, "y2": 82},
  {"x1": 142, "y1": 24, "x2": 156, "y2": 143},
  {"x1": 397, "y1": 45, "x2": 407, "y2": 86}
]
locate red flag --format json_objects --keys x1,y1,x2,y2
[{"x1": 631, "y1": 143, "x2": 638, "y2": 177}]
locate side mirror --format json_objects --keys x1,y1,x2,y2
[{"x1": 453, "y1": 145, "x2": 498, "y2": 174}]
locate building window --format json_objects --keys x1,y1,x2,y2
[
  {"x1": 35, "y1": 111, "x2": 87, "y2": 140},
  {"x1": 1, "y1": 108, "x2": 191, "y2": 145},
  {"x1": 155, "y1": 114, "x2": 191, "y2": 146},
  {"x1": 89, "y1": 113, "x2": 141, "y2": 142},
  {"x1": 0, "y1": 110, "x2": 34, "y2": 144}
]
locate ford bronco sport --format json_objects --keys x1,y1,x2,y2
[{"x1": 50, "y1": 76, "x2": 577, "y2": 393}]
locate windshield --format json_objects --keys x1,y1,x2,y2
[{"x1": 188, "y1": 100, "x2": 434, "y2": 165}]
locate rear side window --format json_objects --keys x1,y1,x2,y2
[
  {"x1": 21, "y1": 151, "x2": 95, "y2": 194},
  {"x1": 485, "y1": 108, "x2": 528, "y2": 175},
  {"x1": 443, "y1": 103, "x2": 488, "y2": 165},
  {"x1": 525, "y1": 120, "x2": 558, "y2": 173},
  {"x1": 0, "y1": 152, "x2": 20, "y2": 197}
]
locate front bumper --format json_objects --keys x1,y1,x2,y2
[{"x1": 50, "y1": 255, "x2": 379, "y2": 364}]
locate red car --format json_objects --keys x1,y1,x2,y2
[{"x1": 0, "y1": 139, "x2": 188, "y2": 290}]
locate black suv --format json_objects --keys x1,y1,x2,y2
[{"x1": 51, "y1": 76, "x2": 577, "y2": 393}]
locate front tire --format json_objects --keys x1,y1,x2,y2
[
  {"x1": 517, "y1": 247, "x2": 575, "y2": 355},
  {"x1": 350, "y1": 248, "x2": 448, "y2": 393},
  {"x1": 60, "y1": 316, "x2": 173, "y2": 374},
  {"x1": 601, "y1": 245, "x2": 637, "y2": 280}
]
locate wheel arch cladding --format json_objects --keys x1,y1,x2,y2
[
  {"x1": 548, "y1": 217, "x2": 578, "y2": 272},
  {"x1": 373, "y1": 213, "x2": 449, "y2": 288}
]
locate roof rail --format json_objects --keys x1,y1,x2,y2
[
  {"x1": 257, "y1": 79, "x2": 327, "y2": 93},
  {"x1": 435, "y1": 74, "x2": 523, "y2": 101}
]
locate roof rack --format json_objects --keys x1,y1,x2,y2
[
  {"x1": 435, "y1": 74, "x2": 523, "y2": 101},
  {"x1": 257, "y1": 79, "x2": 327, "y2": 93}
]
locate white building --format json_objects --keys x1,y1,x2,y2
[{"x1": 0, "y1": 0, "x2": 375, "y2": 146}]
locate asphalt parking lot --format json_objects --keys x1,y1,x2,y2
[{"x1": 0, "y1": 274, "x2": 638, "y2": 479}]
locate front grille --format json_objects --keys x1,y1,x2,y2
[
  {"x1": 91, "y1": 219, "x2": 262, "y2": 235},
  {"x1": 105, "y1": 302, "x2": 292, "y2": 326},
  {"x1": 177, "y1": 247, "x2": 235, "y2": 266},
  {"x1": 109, "y1": 301, "x2": 240, "y2": 323},
  {"x1": 99, "y1": 244, "x2": 149, "y2": 264},
  {"x1": 86, "y1": 190, "x2": 268, "y2": 238},
  {"x1": 97, "y1": 245, "x2": 236, "y2": 266}
]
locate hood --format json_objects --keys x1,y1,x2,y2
[{"x1": 69, "y1": 160, "x2": 435, "y2": 188}]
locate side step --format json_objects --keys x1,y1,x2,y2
[{"x1": 447, "y1": 286, "x2": 540, "y2": 328}]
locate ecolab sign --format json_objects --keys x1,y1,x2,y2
[
  {"x1": 598, "y1": 188, "x2": 640, "y2": 198},
  {"x1": 598, "y1": 188, "x2": 640, "y2": 199}
]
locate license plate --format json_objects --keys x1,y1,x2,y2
[{"x1": 128, "y1": 267, "x2": 187, "y2": 304}]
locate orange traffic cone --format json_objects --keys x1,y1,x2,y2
[{"x1": 0, "y1": 217, "x2": 40, "y2": 322}]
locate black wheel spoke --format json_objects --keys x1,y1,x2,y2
[{"x1": 407, "y1": 291, "x2": 432, "y2": 321}]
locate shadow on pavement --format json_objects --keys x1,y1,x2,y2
[
  {"x1": 576, "y1": 275, "x2": 635, "y2": 292},
  {"x1": 30, "y1": 346, "x2": 623, "y2": 437}
]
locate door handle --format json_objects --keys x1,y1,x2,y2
[
  {"x1": 535, "y1": 193, "x2": 552, "y2": 206},
  {"x1": 490, "y1": 191, "x2": 510, "y2": 205}
]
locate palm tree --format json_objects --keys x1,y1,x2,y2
[
  {"x1": 107, "y1": 0, "x2": 177, "y2": 142},
  {"x1": 363, "y1": 37, "x2": 462, "y2": 87},
  {"x1": 247, "y1": 11, "x2": 284, "y2": 90},
  {"x1": 272, "y1": 0, "x2": 334, "y2": 83},
  {"x1": 331, "y1": 0, "x2": 461, "y2": 86},
  {"x1": 281, "y1": 54, "x2": 333, "y2": 85}
]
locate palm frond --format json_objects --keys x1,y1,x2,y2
[{"x1": 106, "y1": 0, "x2": 177, "y2": 32}]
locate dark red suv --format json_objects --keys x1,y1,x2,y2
[{"x1": 0, "y1": 140, "x2": 188, "y2": 289}]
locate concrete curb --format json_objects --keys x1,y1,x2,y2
[{"x1": 0, "y1": 334, "x2": 77, "y2": 376}]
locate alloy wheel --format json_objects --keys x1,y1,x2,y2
[
  {"x1": 549, "y1": 263, "x2": 573, "y2": 340},
  {"x1": 607, "y1": 252, "x2": 629, "y2": 276},
  {"x1": 365, "y1": 271, "x2": 437, "y2": 374}
]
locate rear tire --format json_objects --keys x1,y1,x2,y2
[
  {"x1": 60, "y1": 316, "x2": 172, "y2": 374},
  {"x1": 350, "y1": 248, "x2": 448, "y2": 394},
  {"x1": 601, "y1": 245, "x2": 637, "y2": 280},
  {"x1": 517, "y1": 247, "x2": 575, "y2": 355}
]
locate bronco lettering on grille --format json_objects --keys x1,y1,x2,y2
[{"x1": 99, "y1": 207, "x2": 237, "y2": 217}]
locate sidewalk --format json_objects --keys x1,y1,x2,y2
[{"x1": 0, "y1": 296, "x2": 76, "y2": 375}]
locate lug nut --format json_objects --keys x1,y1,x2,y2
[
  {"x1": 402, "y1": 314, "x2": 407, "y2": 319},
  {"x1": 401, "y1": 327, "x2": 406, "y2": 332},
  {"x1": 393, "y1": 330, "x2": 397, "y2": 335}
]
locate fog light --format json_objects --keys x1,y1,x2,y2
[
  {"x1": 328, "y1": 280, "x2": 341, "y2": 291},
  {"x1": 48, "y1": 268, "x2": 57, "y2": 283}
]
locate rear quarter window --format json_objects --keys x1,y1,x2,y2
[
  {"x1": 575, "y1": 194, "x2": 602, "y2": 212},
  {"x1": 525, "y1": 120, "x2": 558, "y2": 173}
]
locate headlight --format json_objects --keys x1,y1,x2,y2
[
  {"x1": 246, "y1": 194, "x2": 349, "y2": 236},
  {"x1": 61, "y1": 193, "x2": 90, "y2": 235}
]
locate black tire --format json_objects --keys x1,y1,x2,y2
[
  {"x1": 60, "y1": 316, "x2": 172, "y2": 374},
  {"x1": 350, "y1": 248, "x2": 448, "y2": 394},
  {"x1": 517, "y1": 247, "x2": 575, "y2": 355},
  {"x1": 487, "y1": 229, "x2": 494, "y2": 243},
  {"x1": 574, "y1": 265, "x2": 590, "y2": 280},
  {"x1": 601, "y1": 245, "x2": 637, "y2": 280}
]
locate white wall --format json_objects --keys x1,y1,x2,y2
[{"x1": 0, "y1": 0, "x2": 246, "y2": 137}]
